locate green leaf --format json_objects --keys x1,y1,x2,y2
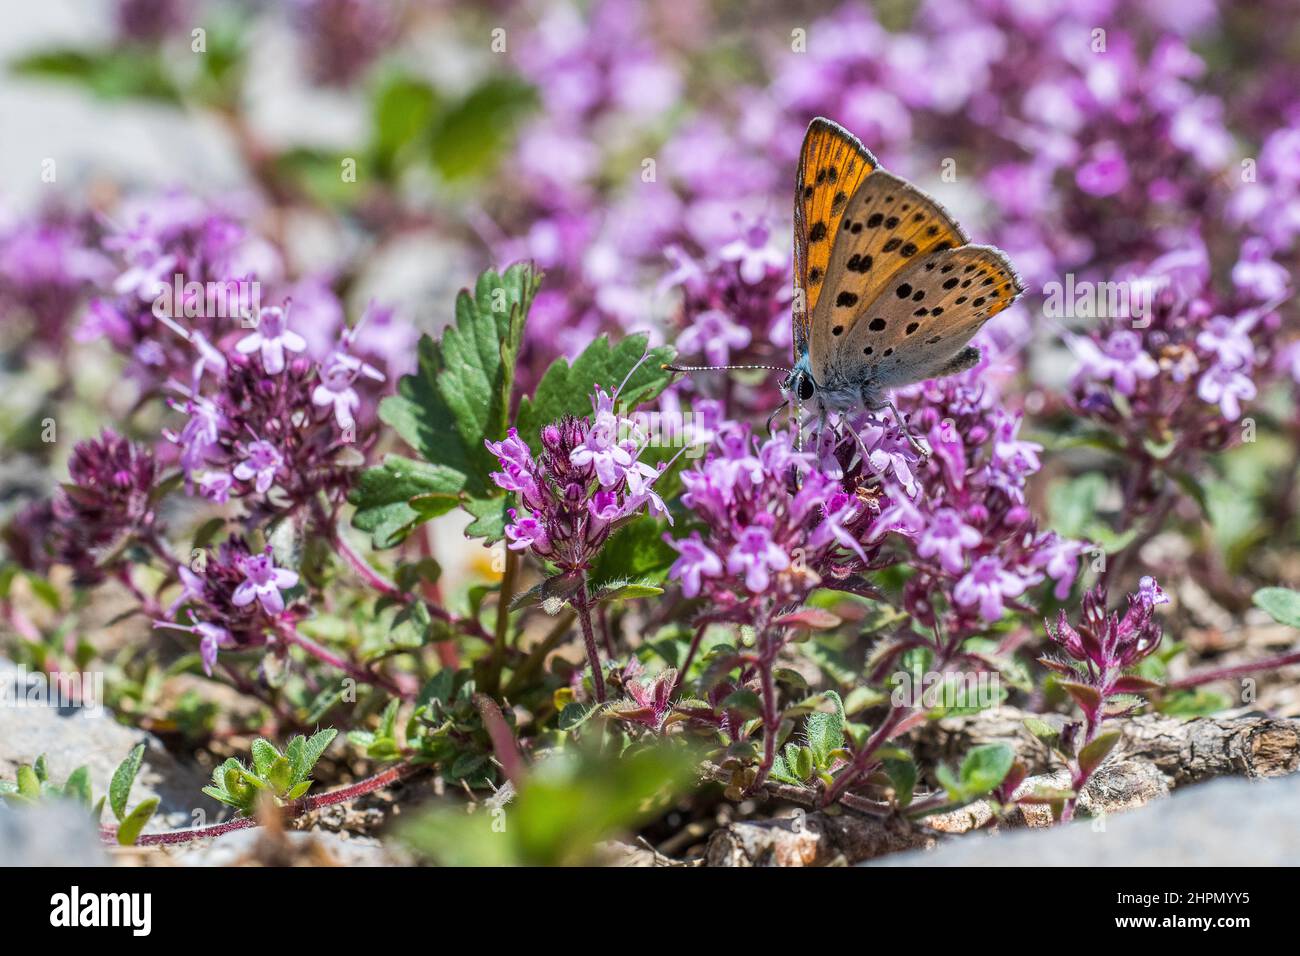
[
  {"x1": 1254, "y1": 587, "x2": 1300, "y2": 629},
  {"x1": 295, "y1": 729, "x2": 338, "y2": 784},
  {"x1": 370, "y1": 72, "x2": 439, "y2": 179},
  {"x1": 33, "y1": 755, "x2": 48, "y2": 783},
  {"x1": 588, "y1": 517, "x2": 678, "y2": 588},
  {"x1": 428, "y1": 77, "x2": 537, "y2": 181},
  {"x1": 439, "y1": 263, "x2": 540, "y2": 474},
  {"x1": 462, "y1": 494, "x2": 509, "y2": 543},
  {"x1": 883, "y1": 754, "x2": 917, "y2": 806},
  {"x1": 1023, "y1": 717, "x2": 1060, "y2": 743},
  {"x1": 1048, "y1": 473, "x2": 1108, "y2": 540},
  {"x1": 720, "y1": 689, "x2": 763, "y2": 718},
  {"x1": 790, "y1": 745, "x2": 815, "y2": 782},
  {"x1": 16, "y1": 765, "x2": 40, "y2": 799},
  {"x1": 1060, "y1": 681, "x2": 1103, "y2": 714},
  {"x1": 267, "y1": 756, "x2": 294, "y2": 794},
  {"x1": 369, "y1": 263, "x2": 540, "y2": 547},
  {"x1": 250, "y1": 738, "x2": 281, "y2": 777},
  {"x1": 514, "y1": 334, "x2": 676, "y2": 453},
  {"x1": 63, "y1": 766, "x2": 92, "y2": 806},
  {"x1": 957, "y1": 743, "x2": 1015, "y2": 797},
  {"x1": 116, "y1": 797, "x2": 159, "y2": 846},
  {"x1": 11, "y1": 48, "x2": 182, "y2": 103},
  {"x1": 109, "y1": 743, "x2": 145, "y2": 823},
  {"x1": 350, "y1": 455, "x2": 467, "y2": 548},
  {"x1": 805, "y1": 709, "x2": 844, "y2": 769},
  {"x1": 1077, "y1": 730, "x2": 1122, "y2": 779},
  {"x1": 593, "y1": 581, "x2": 664, "y2": 603}
]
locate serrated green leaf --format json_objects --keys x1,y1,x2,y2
[
  {"x1": 514, "y1": 334, "x2": 676, "y2": 453},
  {"x1": 350, "y1": 454, "x2": 468, "y2": 549},
  {"x1": 462, "y1": 494, "x2": 509, "y2": 542},
  {"x1": 295, "y1": 728, "x2": 338, "y2": 784},
  {"x1": 116, "y1": 797, "x2": 159, "y2": 846},
  {"x1": 109, "y1": 743, "x2": 145, "y2": 823}
]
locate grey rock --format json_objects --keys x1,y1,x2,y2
[
  {"x1": 0, "y1": 801, "x2": 108, "y2": 866},
  {"x1": 162, "y1": 827, "x2": 403, "y2": 867},
  {"x1": 871, "y1": 773, "x2": 1300, "y2": 866},
  {"x1": 0, "y1": 660, "x2": 219, "y2": 830}
]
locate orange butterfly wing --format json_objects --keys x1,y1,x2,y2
[{"x1": 793, "y1": 118, "x2": 878, "y2": 360}]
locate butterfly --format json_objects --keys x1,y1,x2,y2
[
  {"x1": 785, "y1": 117, "x2": 1023, "y2": 425},
  {"x1": 670, "y1": 117, "x2": 1023, "y2": 447}
]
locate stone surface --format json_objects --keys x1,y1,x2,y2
[
  {"x1": 154, "y1": 827, "x2": 403, "y2": 867},
  {"x1": 0, "y1": 660, "x2": 220, "y2": 830},
  {"x1": 0, "y1": 801, "x2": 108, "y2": 866},
  {"x1": 871, "y1": 773, "x2": 1300, "y2": 866}
]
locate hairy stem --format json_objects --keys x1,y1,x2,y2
[
  {"x1": 484, "y1": 549, "x2": 520, "y2": 695},
  {"x1": 278, "y1": 623, "x2": 409, "y2": 700},
  {"x1": 574, "y1": 575, "x2": 606, "y2": 703},
  {"x1": 103, "y1": 762, "x2": 422, "y2": 846},
  {"x1": 1166, "y1": 649, "x2": 1300, "y2": 690}
]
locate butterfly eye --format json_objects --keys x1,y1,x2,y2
[{"x1": 797, "y1": 376, "x2": 815, "y2": 401}]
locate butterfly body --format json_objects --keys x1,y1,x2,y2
[{"x1": 788, "y1": 118, "x2": 1023, "y2": 419}]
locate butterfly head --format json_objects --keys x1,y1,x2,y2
[{"x1": 782, "y1": 354, "x2": 816, "y2": 403}]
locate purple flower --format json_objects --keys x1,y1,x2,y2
[
  {"x1": 568, "y1": 388, "x2": 635, "y2": 486},
  {"x1": 1035, "y1": 534, "x2": 1085, "y2": 600},
  {"x1": 726, "y1": 522, "x2": 790, "y2": 593},
  {"x1": 154, "y1": 620, "x2": 232, "y2": 677},
  {"x1": 718, "y1": 221, "x2": 786, "y2": 284},
  {"x1": 1232, "y1": 238, "x2": 1290, "y2": 301},
  {"x1": 917, "y1": 508, "x2": 982, "y2": 575},
  {"x1": 50, "y1": 429, "x2": 158, "y2": 584},
  {"x1": 1075, "y1": 141, "x2": 1129, "y2": 197},
  {"x1": 235, "y1": 304, "x2": 307, "y2": 374},
  {"x1": 675, "y1": 309, "x2": 752, "y2": 366},
  {"x1": 667, "y1": 534, "x2": 723, "y2": 598},
  {"x1": 1196, "y1": 314, "x2": 1257, "y2": 368},
  {"x1": 504, "y1": 509, "x2": 552, "y2": 555},
  {"x1": 1072, "y1": 330, "x2": 1160, "y2": 396},
  {"x1": 233, "y1": 440, "x2": 284, "y2": 494},
  {"x1": 197, "y1": 471, "x2": 234, "y2": 503},
  {"x1": 954, "y1": 556, "x2": 1027, "y2": 622},
  {"x1": 232, "y1": 549, "x2": 299, "y2": 616},
  {"x1": 1197, "y1": 361, "x2": 1257, "y2": 420}
]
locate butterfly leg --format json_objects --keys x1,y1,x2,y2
[
  {"x1": 765, "y1": 396, "x2": 789, "y2": 437},
  {"x1": 874, "y1": 393, "x2": 930, "y2": 460}
]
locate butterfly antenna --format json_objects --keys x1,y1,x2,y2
[{"x1": 663, "y1": 362, "x2": 792, "y2": 374}]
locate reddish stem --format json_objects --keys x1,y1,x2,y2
[
  {"x1": 278, "y1": 623, "x2": 410, "y2": 700},
  {"x1": 102, "y1": 762, "x2": 421, "y2": 846},
  {"x1": 574, "y1": 575, "x2": 606, "y2": 703},
  {"x1": 1166, "y1": 649, "x2": 1300, "y2": 690}
]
